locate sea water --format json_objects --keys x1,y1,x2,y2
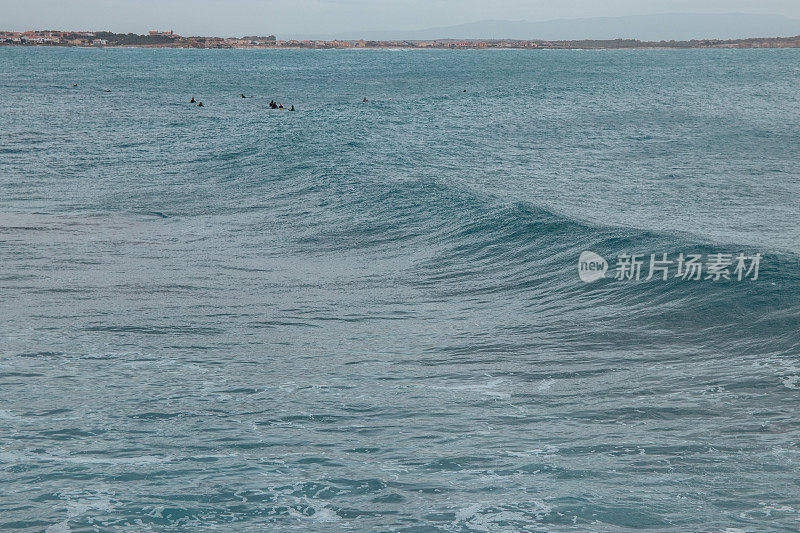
[{"x1": 0, "y1": 47, "x2": 799, "y2": 531}]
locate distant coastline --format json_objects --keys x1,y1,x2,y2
[{"x1": 2, "y1": 30, "x2": 800, "y2": 49}]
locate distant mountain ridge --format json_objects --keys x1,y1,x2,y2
[{"x1": 290, "y1": 13, "x2": 800, "y2": 42}]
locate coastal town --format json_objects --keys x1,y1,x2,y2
[{"x1": 2, "y1": 29, "x2": 800, "y2": 49}]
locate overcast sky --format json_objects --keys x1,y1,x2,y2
[{"x1": 2, "y1": 0, "x2": 800, "y2": 36}]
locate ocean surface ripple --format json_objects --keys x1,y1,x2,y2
[{"x1": 1, "y1": 47, "x2": 799, "y2": 531}]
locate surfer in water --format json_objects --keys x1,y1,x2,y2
[
  {"x1": 197, "y1": 102, "x2": 204, "y2": 107},
  {"x1": 362, "y1": 97, "x2": 368, "y2": 102},
  {"x1": 290, "y1": 105, "x2": 295, "y2": 111},
  {"x1": 190, "y1": 97, "x2": 196, "y2": 103}
]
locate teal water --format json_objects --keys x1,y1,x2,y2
[{"x1": 1, "y1": 47, "x2": 799, "y2": 531}]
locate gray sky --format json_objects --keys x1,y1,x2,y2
[{"x1": 2, "y1": 0, "x2": 800, "y2": 36}]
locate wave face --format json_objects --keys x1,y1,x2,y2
[{"x1": 1, "y1": 47, "x2": 799, "y2": 531}]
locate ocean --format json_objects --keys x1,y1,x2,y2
[{"x1": 0, "y1": 47, "x2": 799, "y2": 531}]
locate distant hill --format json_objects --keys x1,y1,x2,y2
[{"x1": 294, "y1": 13, "x2": 800, "y2": 42}]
